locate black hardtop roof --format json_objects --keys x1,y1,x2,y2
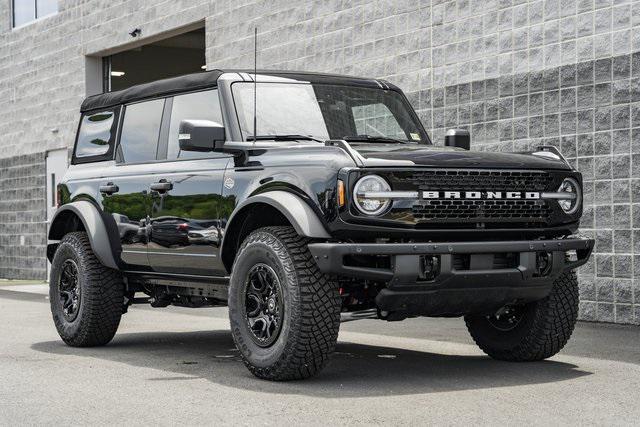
[{"x1": 80, "y1": 69, "x2": 395, "y2": 112}]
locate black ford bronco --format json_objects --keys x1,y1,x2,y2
[{"x1": 48, "y1": 70, "x2": 594, "y2": 380}]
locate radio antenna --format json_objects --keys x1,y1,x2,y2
[{"x1": 252, "y1": 27, "x2": 257, "y2": 145}]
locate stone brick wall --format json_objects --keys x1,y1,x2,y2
[
  {"x1": 0, "y1": 0, "x2": 214, "y2": 280},
  {"x1": 409, "y1": 0, "x2": 640, "y2": 325},
  {"x1": 0, "y1": 153, "x2": 47, "y2": 280},
  {"x1": 418, "y1": 53, "x2": 640, "y2": 324},
  {"x1": 0, "y1": 0, "x2": 638, "y2": 323}
]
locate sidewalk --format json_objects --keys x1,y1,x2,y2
[
  {"x1": 0, "y1": 281, "x2": 49, "y2": 296},
  {"x1": 0, "y1": 279, "x2": 47, "y2": 285}
]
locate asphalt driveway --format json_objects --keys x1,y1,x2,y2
[{"x1": 0, "y1": 282, "x2": 638, "y2": 425}]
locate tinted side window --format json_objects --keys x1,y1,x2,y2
[
  {"x1": 118, "y1": 99, "x2": 165, "y2": 163},
  {"x1": 167, "y1": 90, "x2": 223, "y2": 160},
  {"x1": 74, "y1": 109, "x2": 119, "y2": 162}
]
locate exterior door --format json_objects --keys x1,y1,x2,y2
[
  {"x1": 46, "y1": 149, "x2": 68, "y2": 276},
  {"x1": 100, "y1": 98, "x2": 166, "y2": 268},
  {"x1": 147, "y1": 160, "x2": 230, "y2": 276},
  {"x1": 146, "y1": 88, "x2": 231, "y2": 276},
  {"x1": 99, "y1": 170, "x2": 152, "y2": 267}
]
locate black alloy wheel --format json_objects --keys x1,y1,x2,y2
[
  {"x1": 58, "y1": 259, "x2": 82, "y2": 322},
  {"x1": 50, "y1": 232, "x2": 124, "y2": 347},
  {"x1": 243, "y1": 263, "x2": 284, "y2": 347},
  {"x1": 486, "y1": 304, "x2": 525, "y2": 332},
  {"x1": 228, "y1": 226, "x2": 341, "y2": 381}
]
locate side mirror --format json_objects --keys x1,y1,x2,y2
[
  {"x1": 178, "y1": 119, "x2": 225, "y2": 152},
  {"x1": 444, "y1": 129, "x2": 470, "y2": 150}
]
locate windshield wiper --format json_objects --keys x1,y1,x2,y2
[
  {"x1": 247, "y1": 134, "x2": 324, "y2": 143},
  {"x1": 342, "y1": 135, "x2": 411, "y2": 144}
]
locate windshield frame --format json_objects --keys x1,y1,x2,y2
[{"x1": 230, "y1": 80, "x2": 431, "y2": 145}]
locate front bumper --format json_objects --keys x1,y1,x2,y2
[{"x1": 308, "y1": 237, "x2": 594, "y2": 317}]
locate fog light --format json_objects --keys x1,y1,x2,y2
[
  {"x1": 536, "y1": 251, "x2": 552, "y2": 276},
  {"x1": 420, "y1": 255, "x2": 440, "y2": 281}
]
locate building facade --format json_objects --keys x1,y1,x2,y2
[{"x1": 0, "y1": 0, "x2": 639, "y2": 324}]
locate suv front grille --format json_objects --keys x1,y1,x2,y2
[
  {"x1": 388, "y1": 169, "x2": 557, "y2": 227},
  {"x1": 392, "y1": 170, "x2": 554, "y2": 191},
  {"x1": 412, "y1": 199, "x2": 552, "y2": 222}
]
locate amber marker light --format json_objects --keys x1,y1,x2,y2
[{"x1": 338, "y1": 179, "x2": 346, "y2": 207}]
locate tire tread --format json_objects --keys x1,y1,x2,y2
[
  {"x1": 465, "y1": 271, "x2": 579, "y2": 361},
  {"x1": 50, "y1": 232, "x2": 123, "y2": 347},
  {"x1": 231, "y1": 226, "x2": 341, "y2": 381}
]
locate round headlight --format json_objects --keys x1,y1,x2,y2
[
  {"x1": 353, "y1": 175, "x2": 391, "y2": 215},
  {"x1": 557, "y1": 177, "x2": 581, "y2": 214}
]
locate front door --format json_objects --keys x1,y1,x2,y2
[
  {"x1": 146, "y1": 88, "x2": 231, "y2": 276},
  {"x1": 147, "y1": 160, "x2": 230, "y2": 276}
]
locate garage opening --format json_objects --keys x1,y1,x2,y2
[{"x1": 102, "y1": 28, "x2": 205, "y2": 92}]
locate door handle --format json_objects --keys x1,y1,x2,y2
[
  {"x1": 99, "y1": 183, "x2": 119, "y2": 195},
  {"x1": 150, "y1": 180, "x2": 173, "y2": 193}
]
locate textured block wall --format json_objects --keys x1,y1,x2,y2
[
  {"x1": 204, "y1": 0, "x2": 640, "y2": 325},
  {"x1": 415, "y1": 0, "x2": 640, "y2": 325},
  {"x1": 0, "y1": 0, "x2": 638, "y2": 323},
  {"x1": 0, "y1": 153, "x2": 47, "y2": 279},
  {"x1": 0, "y1": 0, "x2": 213, "y2": 280}
]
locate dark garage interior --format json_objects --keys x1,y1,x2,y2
[{"x1": 103, "y1": 28, "x2": 206, "y2": 92}]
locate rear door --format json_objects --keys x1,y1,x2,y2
[
  {"x1": 147, "y1": 89, "x2": 232, "y2": 276},
  {"x1": 71, "y1": 106, "x2": 147, "y2": 268},
  {"x1": 100, "y1": 98, "x2": 166, "y2": 268}
]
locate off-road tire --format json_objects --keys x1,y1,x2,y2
[
  {"x1": 228, "y1": 226, "x2": 341, "y2": 381},
  {"x1": 50, "y1": 232, "x2": 124, "y2": 347},
  {"x1": 465, "y1": 271, "x2": 579, "y2": 361}
]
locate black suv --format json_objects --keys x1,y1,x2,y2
[{"x1": 48, "y1": 70, "x2": 594, "y2": 380}]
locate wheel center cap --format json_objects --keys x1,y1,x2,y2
[{"x1": 267, "y1": 298, "x2": 276, "y2": 311}]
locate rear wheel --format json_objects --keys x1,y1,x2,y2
[
  {"x1": 50, "y1": 232, "x2": 124, "y2": 347},
  {"x1": 464, "y1": 271, "x2": 579, "y2": 361},
  {"x1": 228, "y1": 226, "x2": 341, "y2": 381}
]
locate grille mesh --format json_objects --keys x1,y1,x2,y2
[
  {"x1": 393, "y1": 170, "x2": 553, "y2": 191},
  {"x1": 389, "y1": 170, "x2": 556, "y2": 225},
  {"x1": 412, "y1": 199, "x2": 551, "y2": 222}
]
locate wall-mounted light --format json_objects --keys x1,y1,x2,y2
[
  {"x1": 111, "y1": 71, "x2": 125, "y2": 77},
  {"x1": 201, "y1": 65, "x2": 207, "y2": 70}
]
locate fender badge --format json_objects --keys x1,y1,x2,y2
[{"x1": 224, "y1": 177, "x2": 235, "y2": 189}]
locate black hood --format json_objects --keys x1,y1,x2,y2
[{"x1": 350, "y1": 143, "x2": 571, "y2": 170}]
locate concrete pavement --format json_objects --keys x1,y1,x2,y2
[{"x1": 0, "y1": 282, "x2": 638, "y2": 426}]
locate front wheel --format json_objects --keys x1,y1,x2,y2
[
  {"x1": 465, "y1": 271, "x2": 579, "y2": 361},
  {"x1": 228, "y1": 226, "x2": 341, "y2": 381}
]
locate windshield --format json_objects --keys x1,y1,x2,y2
[{"x1": 232, "y1": 82, "x2": 429, "y2": 144}]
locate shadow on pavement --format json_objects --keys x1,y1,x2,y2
[{"x1": 32, "y1": 330, "x2": 590, "y2": 397}]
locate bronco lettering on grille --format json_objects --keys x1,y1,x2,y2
[{"x1": 422, "y1": 191, "x2": 540, "y2": 199}]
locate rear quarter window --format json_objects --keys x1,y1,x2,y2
[{"x1": 73, "y1": 108, "x2": 119, "y2": 163}]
